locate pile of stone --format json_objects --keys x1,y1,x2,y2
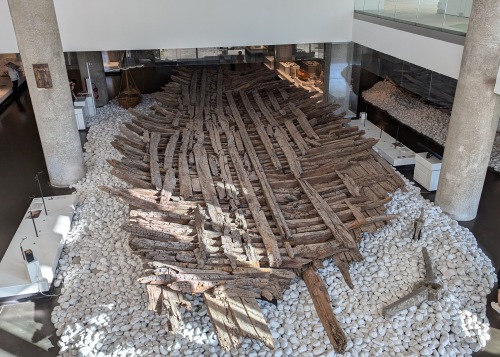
[
  {"x1": 362, "y1": 80, "x2": 500, "y2": 173},
  {"x1": 50, "y1": 95, "x2": 497, "y2": 357}
]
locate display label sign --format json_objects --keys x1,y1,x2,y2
[{"x1": 33, "y1": 63, "x2": 52, "y2": 88}]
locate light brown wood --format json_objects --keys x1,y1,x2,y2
[
  {"x1": 239, "y1": 91, "x2": 282, "y2": 171},
  {"x1": 193, "y1": 142, "x2": 225, "y2": 232},
  {"x1": 288, "y1": 103, "x2": 320, "y2": 140},
  {"x1": 284, "y1": 119, "x2": 309, "y2": 155},
  {"x1": 179, "y1": 128, "x2": 193, "y2": 199},
  {"x1": 106, "y1": 66, "x2": 405, "y2": 353},
  {"x1": 225, "y1": 130, "x2": 282, "y2": 267},
  {"x1": 226, "y1": 92, "x2": 292, "y2": 241},
  {"x1": 302, "y1": 266, "x2": 347, "y2": 353},
  {"x1": 204, "y1": 292, "x2": 242, "y2": 350},
  {"x1": 149, "y1": 132, "x2": 162, "y2": 190},
  {"x1": 274, "y1": 126, "x2": 302, "y2": 179},
  {"x1": 147, "y1": 285, "x2": 163, "y2": 313}
]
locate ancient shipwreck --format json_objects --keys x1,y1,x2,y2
[{"x1": 100, "y1": 66, "x2": 405, "y2": 353}]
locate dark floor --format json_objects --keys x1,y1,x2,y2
[{"x1": 0, "y1": 89, "x2": 498, "y2": 356}]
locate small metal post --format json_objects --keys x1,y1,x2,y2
[
  {"x1": 34, "y1": 171, "x2": 48, "y2": 215},
  {"x1": 20, "y1": 237, "x2": 27, "y2": 260},
  {"x1": 28, "y1": 195, "x2": 38, "y2": 237},
  {"x1": 394, "y1": 123, "x2": 400, "y2": 149}
]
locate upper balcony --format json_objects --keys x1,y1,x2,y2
[{"x1": 354, "y1": 0, "x2": 471, "y2": 35}]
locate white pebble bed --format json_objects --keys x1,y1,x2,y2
[
  {"x1": 362, "y1": 80, "x2": 500, "y2": 173},
  {"x1": 51, "y1": 97, "x2": 497, "y2": 356}
]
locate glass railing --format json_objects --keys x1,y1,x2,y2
[{"x1": 354, "y1": 0, "x2": 472, "y2": 35}]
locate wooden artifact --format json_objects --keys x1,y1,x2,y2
[
  {"x1": 297, "y1": 68, "x2": 310, "y2": 81},
  {"x1": 413, "y1": 207, "x2": 425, "y2": 240},
  {"x1": 102, "y1": 65, "x2": 406, "y2": 353},
  {"x1": 117, "y1": 68, "x2": 142, "y2": 109},
  {"x1": 382, "y1": 248, "x2": 442, "y2": 318}
]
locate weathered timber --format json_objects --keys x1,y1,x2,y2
[
  {"x1": 204, "y1": 292, "x2": 242, "y2": 350},
  {"x1": 193, "y1": 142, "x2": 225, "y2": 232},
  {"x1": 163, "y1": 287, "x2": 191, "y2": 333},
  {"x1": 104, "y1": 66, "x2": 405, "y2": 353},
  {"x1": 226, "y1": 91, "x2": 292, "y2": 242},
  {"x1": 288, "y1": 103, "x2": 320, "y2": 140},
  {"x1": 179, "y1": 128, "x2": 193, "y2": 199},
  {"x1": 265, "y1": 89, "x2": 281, "y2": 111},
  {"x1": 239, "y1": 91, "x2": 282, "y2": 170},
  {"x1": 225, "y1": 130, "x2": 282, "y2": 267},
  {"x1": 284, "y1": 119, "x2": 309, "y2": 155},
  {"x1": 298, "y1": 178, "x2": 358, "y2": 250},
  {"x1": 413, "y1": 207, "x2": 425, "y2": 240},
  {"x1": 302, "y1": 265, "x2": 347, "y2": 353},
  {"x1": 149, "y1": 132, "x2": 163, "y2": 190},
  {"x1": 163, "y1": 130, "x2": 180, "y2": 169},
  {"x1": 274, "y1": 126, "x2": 302, "y2": 179}
]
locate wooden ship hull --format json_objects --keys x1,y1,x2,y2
[{"x1": 101, "y1": 66, "x2": 405, "y2": 353}]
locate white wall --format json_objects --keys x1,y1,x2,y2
[
  {"x1": 353, "y1": 19, "x2": 463, "y2": 79},
  {"x1": 0, "y1": 0, "x2": 354, "y2": 53},
  {"x1": 0, "y1": 0, "x2": 18, "y2": 53}
]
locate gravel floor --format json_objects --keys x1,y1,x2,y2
[
  {"x1": 51, "y1": 98, "x2": 497, "y2": 356},
  {"x1": 362, "y1": 80, "x2": 500, "y2": 173}
]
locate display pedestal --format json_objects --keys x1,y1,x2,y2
[
  {"x1": 25, "y1": 260, "x2": 43, "y2": 284},
  {"x1": 74, "y1": 108, "x2": 86, "y2": 130},
  {"x1": 346, "y1": 119, "x2": 416, "y2": 166},
  {"x1": 0, "y1": 194, "x2": 76, "y2": 298},
  {"x1": 413, "y1": 152, "x2": 442, "y2": 191},
  {"x1": 76, "y1": 93, "x2": 96, "y2": 117}
]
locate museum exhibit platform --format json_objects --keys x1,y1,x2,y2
[
  {"x1": 346, "y1": 118, "x2": 416, "y2": 166},
  {"x1": 0, "y1": 194, "x2": 76, "y2": 299},
  {"x1": 413, "y1": 152, "x2": 442, "y2": 191}
]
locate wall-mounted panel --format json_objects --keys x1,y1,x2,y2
[
  {"x1": 0, "y1": 0, "x2": 18, "y2": 53},
  {"x1": 0, "y1": 0, "x2": 354, "y2": 53},
  {"x1": 352, "y1": 19, "x2": 463, "y2": 79},
  {"x1": 53, "y1": 0, "x2": 354, "y2": 51}
]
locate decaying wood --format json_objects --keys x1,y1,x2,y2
[
  {"x1": 302, "y1": 265, "x2": 347, "y2": 353},
  {"x1": 240, "y1": 91, "x2": 282, "y2": 171},
  {"x1": 226, "y1": 92, "x2": 292, "y2": 241},
  {"x1": 179, "y1": 128, "x2": 193, "y2": 199},
  {"x1": 149, "y1": 132, "x2": 162, "y2": 190},
  {"x1": 413, "y1": 207, "x2": 425, "y2": 240},
  {"x1": 225, "y1": 130, "x2": 282, "y2": 267},
  {"x1": 105, "y1": 66, "x2": 404, "y2": 354},
  {"x1": 193, "y1": 142, "x2": 225, "y2": 232}
]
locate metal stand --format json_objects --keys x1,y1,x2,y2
[
  {"x1": 28, "y1": 195, "x2": 38, "y2": 237},
  {"x1": 20, "y1": 236, "x2": 27, "y2": 260},
  {"x1": 34, "y1": 171, "x2": 48, "y2": 215},
  {"x1": 394, "y1": 123, "x2": 400, "y2": 149}
]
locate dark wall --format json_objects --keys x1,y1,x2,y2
[{"x1": 357, "y1": 68, "x2": 444, "y2": 157}]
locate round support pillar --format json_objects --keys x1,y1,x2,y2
[
  {"x1": 7, "y1": 0, "x2": 86, "y2": 187},
  {"x1": 435, "y1": 0, "x2": 500, "y2": 221},
  {"x1": 77, "y1": 51, "x2": 109, "y2": 107}
]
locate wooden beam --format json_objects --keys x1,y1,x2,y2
[
  {"x1": 226, "y1": 91, "x2": 292, "y2": 243},
  {"x1": 302, "y1": 266, "x2": 347, "y2": 353},
  {"x1": 239, "y1": 91, "x2": 282, "y2": 171},
  {"x1": 288, "y1": 103, "x2": 320, "y2": 140},
  {"x1": 149, "y1": 132, "x2": 163, "y2": 190}
]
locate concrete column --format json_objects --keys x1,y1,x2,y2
[
  {"x1": 323, "y1": 43, "x2": 332, "y2": 103},
  {"x1": 435, "y1": 0, "x2": 500, "y2": 221},
  {"x1": 77, "y1": 51, "x2": 109, "y2": 107},
  {"x1": 275, "y1": 45, "x2": 294, "y2": 62},
  {"x1": 7, "y1": 0, "x2": 85, "y2": 187}
]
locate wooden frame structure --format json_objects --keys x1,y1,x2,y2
[{"x1": 101, "y1": 66, "x2": 405, "y2": 352}]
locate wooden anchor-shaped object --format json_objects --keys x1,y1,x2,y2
[
  {"x1": 412, "y1": 207, "x2": 425, "y2": 240},
  {"x1": 382, "y1": 247, "x2": 442, "y2": 318}
]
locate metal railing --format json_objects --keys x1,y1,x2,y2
[{"x1": 354, "y1": 0, "x2": 471, "y2": 34}]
